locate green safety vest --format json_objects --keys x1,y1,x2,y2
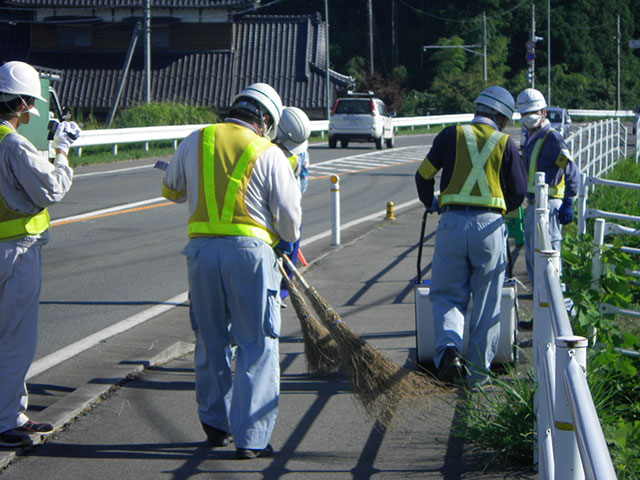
[
  {"x1": 186, "y1": 123, "x2": 279, "y2": 245},
  {"x1": 0, "y1": 124, "x2": 50, "y2": 241},
  {"x1": 440, "y1": 124, "x2": 508, "y2": 213},
  {"x1": 527, "y1": 131, "x2": 565, "y2": 198}
]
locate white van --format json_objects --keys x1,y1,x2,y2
[{"x1": 328, "y1": 92, "x2": 395, "y2": 149}]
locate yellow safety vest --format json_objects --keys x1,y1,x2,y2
[
  {"x1": 187, "y1": 123, "x2": 279, "y2": 245},
  {"x1": 527, "y1": 131, "x2": 565, "y2": 198},
  {"x1": 0, "y1": 124, "x2": 50, "y2": 241},
  {"x1": 440, "y1": 124, "x2": 508, "y2": 213}
]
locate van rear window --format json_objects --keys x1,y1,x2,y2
[{"x1": 335, "y1": 99, "x2": 371, "y2": 115}]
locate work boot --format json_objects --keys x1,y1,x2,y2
[
  {"x1": 201, "y1": 422, "x2": 229, "y2": 447},
  {"x1": 236, "y1": 444, "x2": 274, "y2": 460},
  {"x1": 437, "y1": 346, "x2": 464, "y2": 385}
]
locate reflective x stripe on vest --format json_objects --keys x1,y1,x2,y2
[
  {"x1": 187, "y1": 123, "x2": 278, "y2": 244},
  {"x1": 0, "y1": 124, "x2": 50, "y2": 241},
  {"x1": 440, "y1": 124, "x2": 507, "y2": 212},
  {"x1": 527, "y1": 130, "x2": 565, "y2": 198}
]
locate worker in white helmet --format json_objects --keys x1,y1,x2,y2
[
  {"x1": 162, "y1": 83, "x2": 301, "y2": 459},
  {"x1": 274, "y1": 106, "x2": 311, "y2": 302},
  {"x1": 415, "y1": 86, "x2": 527, "y2": 386},
  {"x1": 0, "y1": 61, "x2": 80, "y2": 448},
  {"x1": 516, "y1": 88, "x2": 580, "y2": 289}
]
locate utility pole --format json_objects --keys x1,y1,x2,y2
[
  {"x1": 529, "y1": 3, "x2": 536, "y2": 89},
  {"x1": 547, "y1": 0, "x2": 551, "y2": 104},
  {"x1": 144, "y1": 0, "x2": 151, "y2": 103},
  {"x1": 368, "y1": 0, "x2": 374, "y2": 76},
  {"x1": 617, "y1": 14, "x2": 621, "y2": 111},
  {"x1": 482, "y1": 11, "x2": 487, "y2": 82},
  {"x1": 325, "y1": 0, "x2": 331, "y2": 120},
  {"x1": 392, "y1": 0, "x2": 398, "y2": 67}
]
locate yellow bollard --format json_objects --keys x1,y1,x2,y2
[{"x1": 386, "y1": 201, "x2": 396, "y2": 221}]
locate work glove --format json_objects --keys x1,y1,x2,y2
[
  {"x1": 558, "y1": 197, "x2": 574, "y2": 225},
  {"x1": 427, "y1": 196, "x2": 440, "y2": 214},
  {"x1": 52, "y1": 121, "x2": 81, "y2": 155},
  {"x1": 275, "y1": 240, "x2": 295, "y2": 256}
]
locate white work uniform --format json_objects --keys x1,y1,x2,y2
[
  {"x1": 0, "y1": 120, "x2": 73, "y2": 433},
  {"x1": 164, "y1": 119, "x2": 301, "y2": 450}
]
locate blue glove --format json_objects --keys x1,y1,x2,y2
[
  {"x1": 558, "y1": 198, "x2": 574, "y2": 225},
  {"x1": 427, "y1": 196, "x2": 440, "y2": 214},
  {"x1": 275, "y1": 240, "x2": 295, "y2": 256}
]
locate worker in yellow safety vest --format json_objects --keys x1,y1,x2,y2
[
  {"x1": 516, "y1": 88, "x2": 580, "y2": 289},
  {"x1": 162, "y1": 83, "x2": 301, "y2": 460},
  {"x1": 0, "y1": 61, "x2": 80, "y2": 448},
  {"x1": 415, "y1": 86, "x2": 527, "y2": 386}
]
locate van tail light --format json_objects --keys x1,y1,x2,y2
[
  {"x1": 332, "y1": 100, "x2": 339, "y2": 115},
  {"x1": 370, "y1": 99, "x2": 376, "y2": 116}
]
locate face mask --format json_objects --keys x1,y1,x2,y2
[
  {"x1": 521, "y1": 113, "x2": 543, "y2": 130},
  {"x1": 20, "y1": 97, "x2": 40, "y2": 120}
]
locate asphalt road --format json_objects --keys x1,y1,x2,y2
[{"x1": 34, "y1": 133, "x2": 439, "y2": 365}]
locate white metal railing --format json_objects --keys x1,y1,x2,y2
[
  {"x1": 69, "y1": 110, "x2": 638, "y2": 157},
  {"x1": 532, "y1": 173, "x2": 617, "y2": 479},
  {"x1": 565, "y1": 119, "x2": 627, "y2": 181},
  {"x1": 578, "y1": 176, "x2": 640, "y2": 235}
]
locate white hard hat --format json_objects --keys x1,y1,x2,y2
[
  {"x1": 232, "y1": 82, "x2": 283, "y2": 139},
  {"x1": 277, "y1": 106, "x2": 311, "y2": 155},
  {"x1": 0, "y1": 61, "x2": 45, "y2": 102},
  {"x1": 475, "y1": 86, "x2": 515, "y2": 120},
  {"x1": 516, "y1": 88, "x2": 547, "y2": 115}
]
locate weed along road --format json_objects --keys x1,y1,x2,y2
[{"x1": 33, "y1": 133, "x2": 442, "y2": 371}]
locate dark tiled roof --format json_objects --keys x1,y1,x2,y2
[
  {"x1": 23, "y1": 15, "x2": 353, "y2": 116},
  {"x1": 6, "y1": 0, "x2": 257, "y2": 8}
]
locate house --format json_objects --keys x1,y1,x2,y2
[{"x1": 0, "y1": 0, "x2": 354, "y2": 121}]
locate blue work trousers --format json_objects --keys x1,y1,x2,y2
[
  {"x1": 524, "y1": 198, "x2": 563, "y2": 287},
  {"x1": 431, "y1": 209, "x2": 506, "y2": 383},
  {"x1": 183, "y1": 236, "x2": 281, "y2": 450},
  {"x1": 0, "y1": 237, "x2": 42, "y2": 433}
]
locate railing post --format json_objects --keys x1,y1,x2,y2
[
  {"x1": 591, "y1": 218, "x2": 605, "y2": 291},
  {"x1": 330, "y1": 175, "x2": 340, "y2": 246},
  {"x1": 533, "y1": 172, "x2": 549, "y2": 472},
  {"x1": 554, "y1": 336, "x2": 588, "y2": 480},
  {"x1": 577, "y1": 173, "x2": 587, "y2": 236}
]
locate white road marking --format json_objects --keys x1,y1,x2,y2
[{"x1": 33, "y1": 197, "x2": 423, "y2": 378}]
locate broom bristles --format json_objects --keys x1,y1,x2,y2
[
  {"x1": 279, "y1": 262, "x2": 341, "y2": 374},
  {"x1": 302, "y1": 285, "x2": 446, "y2": 427}
]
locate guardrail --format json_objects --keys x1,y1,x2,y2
[
  {"x1": 532, "y1": 173, "x2": 617, "y2": 479},
  {"x1": 71, "y1": 110, "x2": 638, "y2": 157}
]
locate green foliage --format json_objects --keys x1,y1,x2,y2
[
  {"x1": 454, "y1": 366, "x2": 536, "y2": 470},
  {"x1": 460, "y1": 155, "x2": 640, "y2": 476},
  {"x1": 112, "y1": 102, "x2": 219, "y2": 128}
]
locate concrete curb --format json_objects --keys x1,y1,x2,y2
[{"x1": 0, "y1": 340, "x2": 195, "y2": 471}]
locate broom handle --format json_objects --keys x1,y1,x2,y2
[
  {"x1": 276, "y1": 258, "x2": 293, "y2": 287},
  {"x1": 280, "y1": 253, "x2": 311, "y2": 290}
]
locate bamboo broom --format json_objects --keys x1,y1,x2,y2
[
  {"x1": 277, "y1": 259, "x2": 341, "y2": 374},
  {"x1": 281, "y1": 254, "x2": 445, "y2": 427}
]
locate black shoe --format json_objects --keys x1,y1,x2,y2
[
  {"x1": 15, "y1": 420, "x2": 54, "y2": 436},
  {"x1": 437, "y1": 347, "x2": 464, "y2": 385},
  {"x1": 201, "y1": 422, "x2": 229, "y2": 447},
  {"x1": 518, "y1": 319, "x2": 533, "y2": 330},
  {"x1": 236, "y1": 444, "x2": 274, "y2": 460},
  {"x1": 0, "y1": 429, "x2": 33, "y2": 449}
]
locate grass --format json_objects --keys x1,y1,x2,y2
[{"x1": 455, "y1": 155, "x2": 640, "y2": 478}]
